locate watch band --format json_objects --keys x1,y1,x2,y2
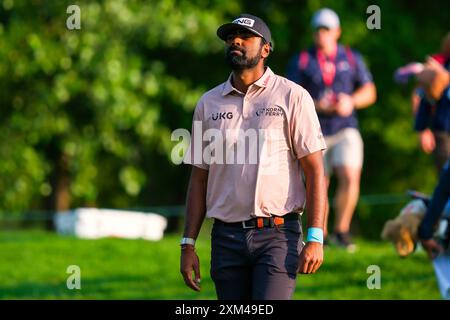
[{"x1": 180, "y1": 237, "x2": 196, "y2": 246}]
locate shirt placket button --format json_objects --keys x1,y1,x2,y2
[{"x1": 243, "y1": 96, "x2": 250, "y2": 119}]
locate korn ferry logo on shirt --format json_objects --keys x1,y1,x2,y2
[
  {"x1": 232, "y1": 18, "x2": 255, "y2": 27},
  {"x1": 255, "y1": 106, "x2": 283, "y2": 117}
]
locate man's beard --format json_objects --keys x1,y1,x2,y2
[{"x1": 225, "y1": 45, "x2": 261, "y2": 70}]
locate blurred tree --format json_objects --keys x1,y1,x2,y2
[{"x1": 0, "y1": 0, "x2": 240, "y2": 216}]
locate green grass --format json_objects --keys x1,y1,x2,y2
[{"x1": 0, "y1": 221, "x2": 442, "y2": 299}]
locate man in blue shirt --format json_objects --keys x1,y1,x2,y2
[{"x1": 287, "y1": 8, "x2": 376, "y2": 251}]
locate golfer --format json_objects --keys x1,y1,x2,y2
[{"x1": 180, "y1": 14, "x2": 327, "y2": 300}]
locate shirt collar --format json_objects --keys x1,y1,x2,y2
[
  {"x1": 316, "y1": 44, "x2": 338, "y2": 60},
  {"x1": 253, "y1": 66, "x2": 274, "y2": 88},
  {"x1": 222, "y1": 73, "x2": 237, "y2": 96},
  {"x1": 222, "y1": 67, "x2": 274, "y2": 96}
]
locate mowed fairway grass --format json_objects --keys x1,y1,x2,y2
[{"x1": 0, "y1": 220, "x2": 441, "y2": 300}]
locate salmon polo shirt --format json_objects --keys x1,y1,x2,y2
[{"x1": 183, "y1": 67, "x2": 326, "y2": 223}]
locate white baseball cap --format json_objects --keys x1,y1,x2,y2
[{"x1": 311, "y1": 8, "x2": 340, "y2": 29}]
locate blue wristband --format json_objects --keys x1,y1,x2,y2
[{"x1": 306, "y1": 227, "x2": 323, "y2": 244}]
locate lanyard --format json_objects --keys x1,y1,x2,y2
[{"x1": 316, "y1": 49, "x2": 337, "y2": 87}]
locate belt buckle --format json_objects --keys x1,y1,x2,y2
[{"x1": 242, "y1": 220, "x2": 255, "y2": 229}]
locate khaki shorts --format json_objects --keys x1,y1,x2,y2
[{"x1": 323, "y1": 128, "x2": 364, "y2": 175}]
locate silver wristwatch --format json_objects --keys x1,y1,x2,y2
[{"x1": 180, "y1": 237, "x2": 196, "y2": 246}]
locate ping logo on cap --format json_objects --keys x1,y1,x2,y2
[{"x1": 232, "y1": 18, "x2": 255, "y2": 27}]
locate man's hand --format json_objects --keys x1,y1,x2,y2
[
  {"x1": 297, "y1": 242, "x2": 323, "y2": 274},
  {"x1": 425, "y1": 56, "x2": 448, "y2": 73},
  {"x1": 420, "y1": 238, "x2": 444, "y2": 260},
  {"x1": 316, "y1": 96, "x2": 336, "y2": 114},
  {"x1": 419, "y1": 129, "x2": 436, "y2": 154},
  {"x1": 335, "y1": 93, "x2": 354, "y2": 117},
  {"x1": 180, "y1": 245, "x2": 201, "y2": 291}
]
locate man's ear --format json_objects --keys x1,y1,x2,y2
[
  {"x1": 335, "y1": 27, "x2": 342, "y2": 41},
  {"x1": 261, "y1": 42, "x2": 270, "y2": 59}
]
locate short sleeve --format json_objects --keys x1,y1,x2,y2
[
  {"x1": 183, "y1": 100, "x2": 210, "y2": 170},
  {"x1": 289, "y1": 88, "x2": 327, "y2": 159},
  {"x1": 353, "y1": 50, "x2": 373, "y2": 87}
]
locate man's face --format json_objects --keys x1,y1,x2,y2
[
  {"x1": 313, "y1": 27, "x2": 341, "y2": 48},
  {"x1": 224, "y1": 29, "x2": 266, "y2": 70}
]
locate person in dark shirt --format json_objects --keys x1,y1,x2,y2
[{"x1": 286, "y1": 8, "x2": 376, "y2": 251}]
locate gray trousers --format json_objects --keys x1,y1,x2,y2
[{"x1": 210, "y1": 219, "x2": 304, "y2": 300}]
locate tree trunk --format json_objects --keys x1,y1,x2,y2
[{"x1": 45, "y1": 150, "x2": 71, "y2": 230}]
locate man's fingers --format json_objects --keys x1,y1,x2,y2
[
  {"x1": 423, "y1": 241, "x2": 444, "y2": 260},
  {"x1": 432, "y1": 244, "x2": 445, "y2": 259},
  {"x1": 302, "y1": 262, "x2": 310, "y2": 274},
  {"x1": 189, "y1": 277, "x2": 201, "y2": 291},
  {"x1": 299, "y1": 255, "x2": 312, "y2": 274},
  {"x1": 193, "y1": 261, "x2": 201, "y2": 288},
  {"x1": 302, "y1": 256, "x2": 311, "y2": 274},
  {"x1": 180, "y1": 249, "x2": 201, "y2": 292},
  {"x1": 305, "y1": 257, "x2": 314, "y2": 274},
  {"x1": 302, "y1": 257, "x2": 320, "y2": 274},
  {"x1": 182, "y1": 270, "x2": 200, "y2": 291},
  {"x1": 297, "y1": 254, "x2": 307, "y2": 273},
  {"x1": 299, "y1": 252, "x2": 321, "y2": 273},
  {"x1": 309, "y1": 259, "x2": 318, "y2": 273},
  {"x1": 311, "y1": 258, "x2": 323, "y2": 273},
  {"x1": 308, "y1": 257, "x2": 319, "y2": 273},
  {"x1": 298, "y1": 243, "x2": 324, "y2": 274},
  {"x1": 180, "y1": 269, "x2": 191, "y2": 286}
]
